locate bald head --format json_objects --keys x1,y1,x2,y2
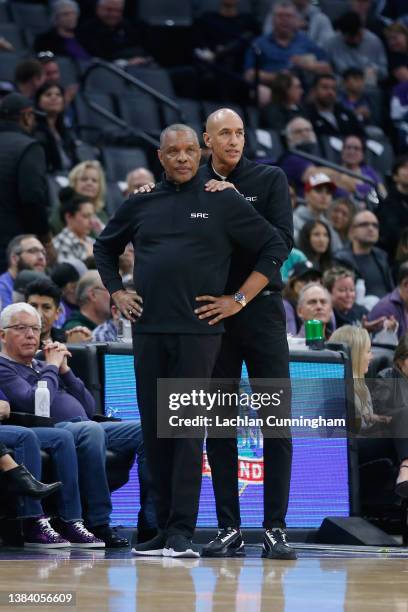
[{"x1": 204, "y1": 108, "x2": 245, "y2": 175}]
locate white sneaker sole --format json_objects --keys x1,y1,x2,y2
[
  {"x1": 24, "y1": 542, "x2": 71, "y2": 549},
  {"x1": 131, "y1": 547, "x2": 164, "y2": 556},
  {"x1": 162, "y1": 547, "x2": 200, "y2": 558},
  {"x1": 69, "y1": 542, "x2": 105, "y2": 548}
]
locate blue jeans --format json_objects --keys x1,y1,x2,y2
[
  {"x1": 0, "y1": 425, "x2": 82, "y2": 521},
  {"x1": 55, "y1": 420, "x2": 155, "y2": 529}
]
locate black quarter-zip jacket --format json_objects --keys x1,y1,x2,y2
[
  {"x1": 93, "y1": 174, "x2": 288, "y2": 334},
  {"x1": 200, "y1": 157, "x2": 294, "y2": 293}
]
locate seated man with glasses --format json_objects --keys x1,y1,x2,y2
[
  {"x1": 0, "y1": 302, "x2": 150, "y2": 547},
  {"x1": 334, "y1": 211, "x2": 394, "y2": 303},
  {"x1": 63, "y1": 271, "x2": 111, "y2": 333},
  {"x1": 0, "y1": 234, "x2": 48, "y2": 310}
]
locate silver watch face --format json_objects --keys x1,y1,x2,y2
[{"x1": 234, "y1": 292, "x2": 246, "y2": 306}]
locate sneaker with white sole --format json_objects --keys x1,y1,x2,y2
[
  {"x1": 262, "y1": 528, "x2": 297, "y2": 560},
  {"x1": 202, "y1": 527, "x2": 245, "y2": 557},
  {"x1": 52, "y1": 520, "x2": 105, "y2": 549},
  {"x1": 23, "y1": 517, "x2": 70, "y2": 549},
  {"x1": 163, "y1": 535, "x2": 200, "y2": 558},
  {"x1": 132, "y1": 532, "x2": 167, "y2": 556}
]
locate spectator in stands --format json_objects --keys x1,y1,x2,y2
[
  {"x1": 331, "y1": 325, "x2": 408, "y2": 498},
  {"x1": 367, "y1": 262, "x2": 408, "y2": 340},
  {"x1": 118, "y1": 243, "x2": 134, "y2": 284},
  {"x1": 50, "y1": 262, "x2": 80, "y2": 325},
  {"x1": 34, "y1": 0, "x2": 90, "y2": 61},
  {"x1": 14, "y1": 60, "x2": 45, "y2": 100},
  {"x1": 0, "y1": 302, "x2": 146, "y2": 547},
  {"x1": 192, "y1": 0, "x2": 259, "y2": 101},
  {"x1": 296, "y1": 282, "x2": 334, "y2": 338},
  {"x1": 349, "y1": 0, "x2": 385, "y2": 40},
  {"x1": 0, "y1": 94, "x2": 52, "y2": 272},
  {"x1": 33, "y1": 82, "x2": 78, "y2": 173},
  {"x1": 377, "y1": 155, "x2": 408, "y2": 261},
  {"x1": 340, "y1": 134, "x2": 387, "y2": 203},
  {"x1": 327, "y1": 197, "x2": 356, "y2": 246},
  {"x1": 125, "y1": 167, "x2": 155, "y2": 196},
  {"x1": 53, "y1": 187, "x2": 94, "y2": 266},
  {"x1": 390, "y1": 81, "x2": 408, "y2": 153},
  {"x1": 244, "y1": 1, "x2": 330, "y2": 87},
  {"x1": 339, "y1": 67, "x2": 379, "y2": 125},
  {"x1": 324, "y1": 11, "x2": 388, "y2": 84},
  {"x1": 292, "y1": 0, "x2": 334, "y2": 47},
  {"x1": 283, "y1": 260, "x2": 322, "y2": 335},
  {"x1": 13, "y1": 271, "x2": 48, "y2": 305},
  {"x1": 305, "y1": 73, "x2": 365, "y2": 138},
  {"x1": 63, "y1": 270, "x2": 110, "y2": 332},
  {"x1": 297, "y1": 219, "x2": 333, "y2": 272},
  {"x1": 323, "y1": 266, "x2": 368, "y2": 328},
  {"x1": 92, "y1": 299, "x2": 121, "y2": 342},
  {"x1": 69, "y1": 161, "x2": 108, "y2": 235},
  {"x1": 260, "y1": 71, "x2": 304, "y2": 131},
  {"x1": 280, "y1": 116, "x2": 360, "y2": 195},
  {"x1": 384, "y1": 23, "x2": 408, "y2": 85},
  {"x1": 334, "y1": 210, "x2": 394, "y2": 300},
  {"x1": 25, "y1": 278, "x2": 92, "y2": 345},
  {"x1": 393, "y1": 229, "x2": 408, "y2": 281},
  {"x1": 293, "y1": 173, "x2": 341, "y2": 250},
  {"x1": 77, "y1": 0, "x2": 150, "y2": 64},
  {"x1": 0, "y1": 235, "x2": 47, "y2": 311}
]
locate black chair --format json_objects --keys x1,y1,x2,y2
[
  {"x1": 74, "y1": 92, "x2": 116, "y2": 143},
  {"x1": 102, "y1": 146, "x2": 149, "y2": 182},
  {"x1": 106, "y1": 181, "x2": 125, "y2": 216},
  {"x1": 161, "y1": 97, "x2": 202, "y2": 128},
  {"x1": 84, "y1": 67, "x2": 128, "y2": 94},
  {"x1": 9, "y1": 2, "x2": 51, "y2": 35},
  {"x1": 0, "y1": 51, "x2": 21, "y2": 82},
  {"x1": 118, "y1": 93, "x2": 162, "y2": 134},
  {"x1": 125, "y1": 67, "x2": 176, "y2": 98},
  {"x1": 55, "y1": 56, "x2": 79, "y2": 88}
]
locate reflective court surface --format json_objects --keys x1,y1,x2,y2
[{"x1": 0, "y1": 546, "x2": 408, "y2": 611}]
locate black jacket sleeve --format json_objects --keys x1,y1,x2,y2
[
  {"x1": 93, "y1": 197, "x2": 136, "y2": 294},
  {"x1": 263, "y1": 166, "x2": 294, "y2": 256},
  {"x1": 17, "y1": 143, "x2": 50, "y2": 236},
  {"x1": 222, "y1": 190, "x2": 290, "y2": 280}
]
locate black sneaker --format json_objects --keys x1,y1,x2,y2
[
  {"x1": 163, "y1": 535, "x2": 200, "y2": 558},
  {"x1": 132, "y1": 533, "x2": 167, "y2": 557},
  {"x1": 262, "y1": 528, "x2": 297, "y2": 560},
  {"x1": 201, "y1": 527, "x2": 245, "y2": 558},
  {"x1": 90, "y1": 525, "x2": 129, "y2": 549}
]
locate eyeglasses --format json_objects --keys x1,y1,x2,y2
[
  {"x1": 3, "y1": 324, "x2": 42, "y2": 335},
  {"x1": 344, "y1": 145, "x2": 363, "y2": 151},
  {"x1": 353, "y1": 222, "x2": 379, "y2": 229},
  {"x1": 17, "y1": 247, "x2": 47, "y2": 257}
]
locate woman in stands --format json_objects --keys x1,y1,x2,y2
[
  {"x1": 323, "y1": 267, "x2": 368, "y2": 328},
  {"x1": 327, "y1": 197, "x2": 355, "y2": 246},
  {"x1": 340, "y1": 134, "x2": 387, "y2": 204},
  {"x1": 34, "y1": 81, "x2": 79, "y2": 174},
  {"x1": 53, "y1": 187, "x2": 95, "y2": 267},
  {"x1": 260, "y1": 71, "x2": 305, "y2": 132},
  {"x1": 69, "y1": 160, "x2": 109, "y2": 235},
  {"x1": 298, "y1": 220, "x2": 333, "y2": 273},
  {"x1": 330, "y1": 326, "x2": 408, "y2": 498}
]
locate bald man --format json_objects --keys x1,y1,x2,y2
[
  {"x1": 94, "y1": 124, "x2": 288, "y2": 558},
  {"x1": 198, "y1": 108, "x2": 296, "y2": 560}
]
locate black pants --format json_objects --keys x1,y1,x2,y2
[
  {"x1": 133, "y1": 333, "x2": 221, "y2": 538},
  {"x1": 206, "y1": 294, "x2": 292, "y2": 530}
]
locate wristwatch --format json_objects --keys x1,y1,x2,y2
[{"x1": 234, "y1": 291, "x2": 247, "y2": 308}]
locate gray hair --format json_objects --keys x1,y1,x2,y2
[
  {"x1": 0, "y1": 303, "x2": 41, "y2": 328},
  {"x1": 297, "y1": 282, "x2": 332, "y2": 309},
  {"x1": 159, "y1": 124, "x2": 199, "y2": 148},
  {"x1": 52, "y1": 0, "x2": 80, "y2": 21},
  {"x1": 76, "y1": 270, "x2": 103, "y2": 306}
]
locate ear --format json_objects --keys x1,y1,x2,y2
[
  {"x1": 203, "y1": 132, "x2": 211, "y2": 148},
  {"x1": 157, "y1": 148, "x2": 163, "y2": 167}
]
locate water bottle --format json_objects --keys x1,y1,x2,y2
[
  {"x1": 117, "y1": 317, "x2": 132, "y2": 342},
  {"x1": 355, "y1": 279, "x2": 366, "y2": 305},
  {"x1": 35, "y1": 381, "x2": 50, "y2": 418}
]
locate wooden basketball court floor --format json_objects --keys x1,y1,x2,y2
[{"x1": 0, "y1": 545, "x2": 408, "y2": 611}]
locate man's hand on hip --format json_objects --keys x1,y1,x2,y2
[
  {"x1": 112, "y1": 289, "x2": 143, "y2": 322},
  {"x1": 195, "y1": 295, "x2": 242, "y2": 325}
]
